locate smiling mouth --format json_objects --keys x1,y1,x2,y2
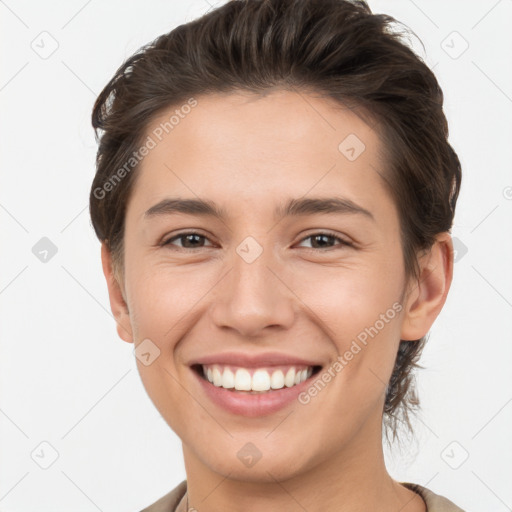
[{"x1": 191, "y1": 364, "x2": 322, "y2": 394}]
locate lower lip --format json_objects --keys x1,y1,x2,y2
[{"x1": 192, "y1": 367, "x2": 318, "y2": 417}]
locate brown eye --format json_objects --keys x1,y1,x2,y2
[
  {"x1": 297, "y1": 232, "x2": 352, "y2": 250},
  {"x1": 162, "y1": 232, "x2": 213, "y2": 249}
]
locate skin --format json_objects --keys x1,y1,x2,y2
[{"x1": 102, "y1": 89, "x2": 453, "y2": 512}]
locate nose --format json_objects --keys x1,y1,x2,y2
[{"x1": 209, "y1": 246, "x2": 296, "y2": 338}]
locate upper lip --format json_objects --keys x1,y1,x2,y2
[{"x1": 189, "y1": 351, "x2": 323, "y2": 368}]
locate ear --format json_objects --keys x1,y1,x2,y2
[
  {"x1": 100, "y1": 242, "x2": 134, "y2": 344},
  {"x1": 400, "y1": 232, "x2": 454, "y2": 341}
]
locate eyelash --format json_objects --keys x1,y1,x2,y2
[{"x1": 160, "y1": 231, "x2": 353, "y2": 252}]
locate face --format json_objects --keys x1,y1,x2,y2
[{"x1": 104, "y1": 89, "x2": 448, "y2": 483}]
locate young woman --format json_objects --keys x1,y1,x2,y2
[{"x1": 89, "y1": 0, "x2": 464, "y2": 510}]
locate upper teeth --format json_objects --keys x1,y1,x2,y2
[{"x1": 202, "y1": 364, "x2": 313, "y2": 391}]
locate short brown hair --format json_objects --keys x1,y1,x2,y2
[{"x1": 89, "y1": 0, "x2": 462, "y2": 440}]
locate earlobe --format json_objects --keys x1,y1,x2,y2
[
  {"x1": 400, "y1": 232, "x2": 454, "y2": 341},
  {"x1": 100, "y1": 243, "x2": 134, "y2": 344}
]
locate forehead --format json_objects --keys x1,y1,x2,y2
[
  {"x1": 128, "y1": 89, "x2": 392, "y2": 221},
  {"x1": 145, "y1": 89, "x2": 379, "y2": 162}
]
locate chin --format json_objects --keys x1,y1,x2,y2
[{"x1": 197, "y1": 445, "x2": 314, "y2": 483}]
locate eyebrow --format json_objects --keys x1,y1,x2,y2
[{"x1": 144, "y1": 196, "x2": 375, "y2": 222}]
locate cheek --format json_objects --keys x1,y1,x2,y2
[
  {"x1": 296, "y1": 261, "x2": 404, "y2": 389},
  {"x1": 125, "y1": 260, "x2": 218, "y2": 343},
  {"x1": 295, "y1": 256, "x2": 403, "y2": 334}
]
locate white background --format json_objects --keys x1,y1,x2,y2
[{"x1": 1, "y1": 0, "x2": 511, "y2": 511}]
